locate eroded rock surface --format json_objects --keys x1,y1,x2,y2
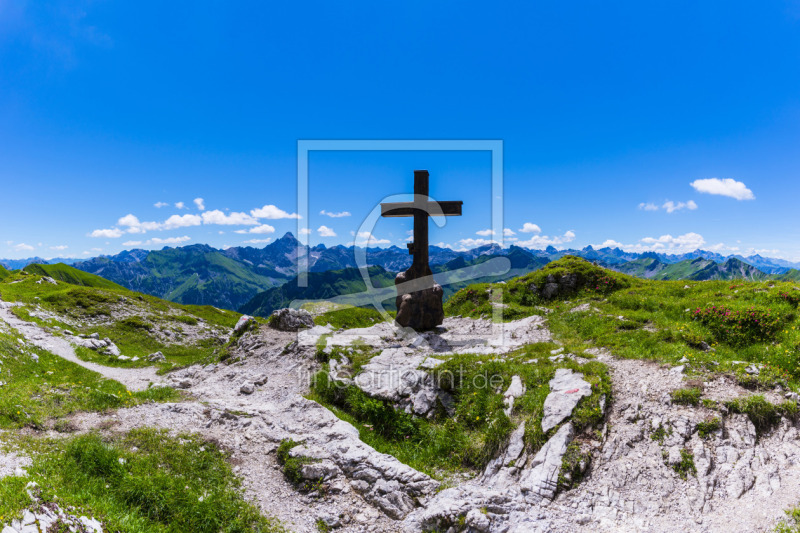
[
  {"x1": 541, "y1": 368, "x2": 592, "y2": 432},
  {"x1": 268, "y1": 308, "x2": 314, "y2": 332},
  {"x1": 352, "y1": 347, "x2": 452, "y2": 417}
]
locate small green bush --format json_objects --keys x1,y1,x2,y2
[
  {"x1": 671, "y1": 388, "x2": 702, "y2": 406},
  {"x1": 651, "y1": 424, "x2": 671, "y2": 444},
  {"x1": 696, "y1": 417, "x2": 721, "y2": 439},
  {"x1": 172, "y1": 315, "x2": 198, "y2": 326},
  {"x1": 693, "y1": 305, "x2": 783, "y2": 347},
  {"x1": 776, "y1": 291, "x2": 800, "y2": 307},
  {"x1": 118, "y1": 316, "x2": 153, "y2": 331},
  {"x1": 671, "y1": 449, "x2": 697, "y2": 479},
  {"x1": 723, "y1": 395, "x2": 796, "y2": 435},
  {"x1": 276, "y1": 439, "x2": 313, "y2": 485},
  {"x1": 558, "y1": 442, "x2": 591, "y2": 491}
]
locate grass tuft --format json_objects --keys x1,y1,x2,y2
[
  {"x1": 671, "y1": 387, "x2": 702, "y2": 406},
  {"x1": 0, "y1": 429, "x2": 286, "y2": 532}
]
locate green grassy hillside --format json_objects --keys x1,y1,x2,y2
[
  {"x1": 240, "y1": 265, "x2": 396, "y2": 317},
  {"x1": 780, "y1": 269, "x2": 800, "y2": 282},
  {"x1": 0, "y1": 264, "x2": 9, "y2": 281},
  {"x1": 75, "y1": 245, "x2": 290, "y2": 312},
  {"x1": 23, "y1": 263, "x2": 126, "y2": 290},
  {"x1": 447, "y1": 255, "x2": 800, "y2": 388},
  {"x1": 0, "y1": 267, "x2": 243, "y2": 370}
]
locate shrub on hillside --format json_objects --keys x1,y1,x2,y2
[
  {"x1": 517, "y1": 256, "x2": 631, "y2": 301},
  {"x1": 777, "y1": 290, "x2": 800, "y2": 307},
  {"x1": 693, "y1": 305, "x2": 783, "y2": 347}
]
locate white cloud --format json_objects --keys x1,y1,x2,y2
[
  {"x1": 250, "y1": 205, "x2": 300, "y2": 219},
  {"x1": 175, "y1": 202, "x2": 186, "y2": 209},
  {"x1": 201, "y1": 210, "x2": 257, "y2": 226},
  {"x1": 193, "y1": 198, "x2": 205, "y2": 211},
  {"x1": 638, "y1": 202, "x2": 659, "y2": 211},
  {"x1": 154, "y1": 201, "x2": 168, "y2": 208},
  {"x1": 250, "y1": 224, "x2": 276, "y2": 234},
  {"x1": 164, "y1": 213, "x2": 203, "y2": 229},
  {"x1": 13, "y1": 243, "x2": 34, "y2": 251},
  {"x1": 234, "y1": 224, "x2": 276, "y2": 235},
  {"x1": 662, "y1": 200, "x2": 698, "y2": 213},
  {"x1": 597, "y1": 232, "x2": 708, "y2": 254},
  {"x1": 745, "y1": 247, "x2": 781, "y2": 256},
  {"x1": 49, "y1": 245, "x2": 68, "y2": 251},
  {"x1": 89, "y1": 228, "x2": 124, "y2": 238},
  {"x1": 707, "y1": 243, "x2": 739, "y2": 252},
  {"x1": 456, "y1": 238, "x2": 495, "y2": 249},
  {"x1": 320, "y1": 210, "x2": 351, "y2": 218},
  {"x1": 118, "y1": 214, "x2": 140, "y2": 227},
  {"x1": 148, "y1": 236, "x2": 191, "y2": 245},
  {"x1": 690, "y1": 178, "x2": 755, "y2": 200},
  {"x1": 299, "y1": 228, "x2": 312, "y2": 235},
  {"x1": 476, "y1": 229, "x2": 495, "y2": 237},
  {"x1": 517, "y1": 230, "x2": 576, "y2": 248},
  {"x1": 503, "y1": 228, "x2": 516, "y2": 236},
  {"x1": 90, "y1": 247, "x2": 103, "y2": 252},
  {"x1": 243, "y1": 238, "x2": 273, "y2": 244},
  {"x1": 318, "y1": 225, "x2": 337, "y2": 237},
  {"x1": 519, "y1": 223, "x2": 542, "y2": 234},
  {"x1": 124, "y1": 236, "x2": 190, "y2": 247},
  {"x1": 354, "y1": 231, "x2": 390, "y2": 246},
  {"x1": 117, "y1": 214, "x2": 162, "y2": 233}
]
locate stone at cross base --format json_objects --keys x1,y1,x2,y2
[
  {"x1": 393, "y1": 265, "x2": 445, "y2": 331},
  {"x1": 380, "y1": 169, "x2": 462, "y2": 331}
]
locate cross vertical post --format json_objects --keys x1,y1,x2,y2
[
  {"x1": 379, "y1": 170, "x2": 463, "y2": 330},
  {"x1": 411, "y1": 170, "x2": 431, "y2": 276}
]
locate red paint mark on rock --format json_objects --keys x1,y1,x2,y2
[{"x1": 564, "y1": 388, "x2": 580, "y2": 394}]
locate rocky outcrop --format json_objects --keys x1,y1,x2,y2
[
  {"x1": 519, "y1": 423, "x2": 575, "y2": 502},
  {"x1": 267, "y1": 396, "x2": 440, "y2": 519},
  {"x1": 541, "y1": 369, "x2": 592, "y2": 432},
  {"x1": 351, "y1": 347, "x2": 453, "y2": 417},
  {"x1": 234, "y1": 314, "x2": 254, "y2": 333},
  {"x1": 268, "y1": 308, "x2": 314, "y2": 332}
]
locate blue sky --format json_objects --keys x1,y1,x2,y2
[{"x1": 1, "y1": 1, "x2": 799, "y2": 260}]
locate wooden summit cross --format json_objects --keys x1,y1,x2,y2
[{"x1": 380, "y1": 170, "x2": 462, "y2": 330}]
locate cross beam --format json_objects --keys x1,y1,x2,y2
[{"x1": 380, "y1": 170, "x2": 462, "y2": 275}]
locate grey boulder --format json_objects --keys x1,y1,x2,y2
[
  {"x1": 268, "y1": 308, "x2": 314, "y2": 332},
  {"x1": 541, "y1": 368, "x2": 592, "y2": 432}
]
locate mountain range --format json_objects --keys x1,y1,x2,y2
[{"x1": 2, "y1": 232, "x2": 798, "y2": 315}]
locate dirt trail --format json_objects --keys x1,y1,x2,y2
[
  {"x1": 0, "y1": 301, "x2": 164, "y2": 391},
  {"x1": 5, "y1": 300, "x2": 800, "y2": 532},
  {"x1": 69, "y1": 327, "x2": 403, "y2": 533}
]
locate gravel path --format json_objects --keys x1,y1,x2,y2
[
  {"x1": 0, "y1": 301, "x2": 164, "y2": 391},
  {"x1": 5, "y1": 298, "x2": 800, "y2": 532}
]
